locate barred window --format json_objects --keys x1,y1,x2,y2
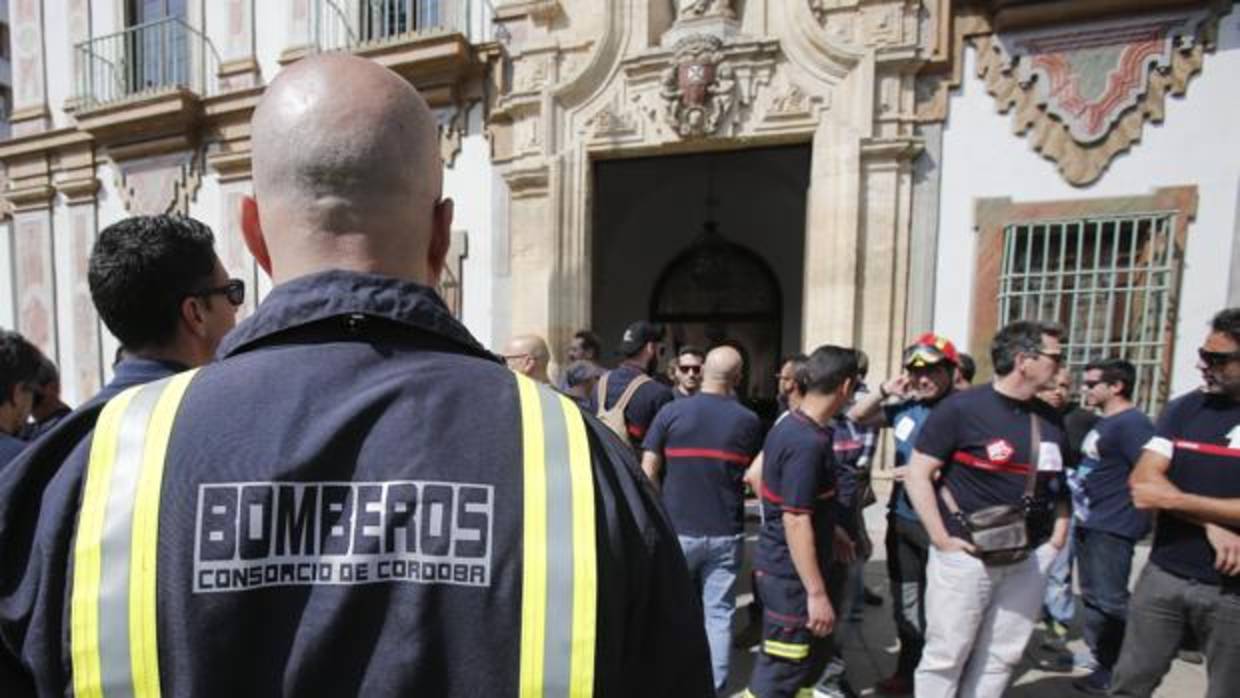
[{"x1": 997, "y1": 213, "x2": 1183, "y2": 413}]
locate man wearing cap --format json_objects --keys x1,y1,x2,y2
[
  {"x1": 847, "y1": 332, "x2": 960, "y2": 696},
  {"x1": 905, "y1": 320, "x2": 1071, "y2": 697},
  {"x1": 597, "y1": 321, "x2": 674, "y2": 448}
]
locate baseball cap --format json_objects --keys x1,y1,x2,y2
[
  {"x1": 903, "y1": 332, "x2": 959, "y2": 368},
  {"x1": 616, "y1": 321, "x2": 665, "y2": 356}
]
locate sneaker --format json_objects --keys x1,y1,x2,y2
[
  {"x1": 863, "y1": 586, "x2": 884, "y2": 606},
  {"x1": 874, "y1": 674, "x2": 913, "y2": 696},
  {"x1": 1071, "y1": 668, "x2": 1112, "y2": 695},
  {"x1": 812, "y1": 675, "x2": 859, "y2": 698},
  {"x1": 1046, "y1": 649, "x2": 1097, "y2": 673},
  {"x1": 1040, "y1": 620, "x2": 1069, "y2": 650}
]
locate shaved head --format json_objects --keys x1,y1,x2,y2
[
  {"x1": 243, "y1": 54, "x2": 451, "y2": 285},
  {"x1": 702, "y1": 346, "x2": 743, "y2": 393},
  {"x1": 504, "y1": 334, "x2": 551, "y2": 383}
]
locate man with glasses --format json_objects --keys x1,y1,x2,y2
[
  {"x1": 672, "y1": 346, "x2": 705, "y2": 399},
  {"x1": 905, "y1": 320, "x2": 1071, "y2": 698},
  {"x1": 501, "y1": 333, "x2": 551, "y2": 384},
  {"x1": 847, "y1": 332, "x2": 960, "y2": 696},
  {"x1": 0, "y1": 330, "x2": 42, "y2": 468},
  {"x1": 597, "y1": 321, "x2": 674, "y2": 448},
  {"x1": 1113, "y1": 308, "x2": 1240, "y2": 697},
  {"x1": 1065, "y1": 358, "x2": 1152, "y2": 695}
]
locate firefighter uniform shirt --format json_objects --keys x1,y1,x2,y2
[
  {"x1": 913, "y1": 384, "x2": 1069, "y2": 544},
  {"x1": 642, "y1": 392, "x2": 762, "y2": 536},
  {"x1": 599, "y1": 364, "x2": 673, "y2": 444},
  {"x1": 1145, "y1": 390, "x2": 1240, "y2": 589},
  {"x1": 0, "y1": 271, "x2": 713, "y2": 697},
  {"x1": 1069, "y1": 407, "x2": 1154, "y2": 541},
  {"x1": 755, "y1": 410, "x2": 837, "y2": 579}
]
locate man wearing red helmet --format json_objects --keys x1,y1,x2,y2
[{"x1": 847, "y1": 332, "x2": 960, "y2": 696}]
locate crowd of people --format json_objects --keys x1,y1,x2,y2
[{"x1": 0, "y1": 53, "x2": 1237, "y2": 698}]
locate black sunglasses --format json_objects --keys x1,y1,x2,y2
[
  {"x1": 677, "y1": 364, "x2": 702, "y2": 374},
  {"x1": 1199, "y1": 347, "x2": 1240, "y2": 368},
  {"x1": 191, "y1": 278, "x2": 245, "y2": 307}
]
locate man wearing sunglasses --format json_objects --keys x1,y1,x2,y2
[
  {"x1": 672, "y1": 346, "x2": 706, "y2": 399},
  {"x1": 1114, "y1": 308, "x2": 1240, "y2": 697},
  {"x1": 846, "y1": 332, "x2": 960, "y2": 696}
]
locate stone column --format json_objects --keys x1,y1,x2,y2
[
  {"x1": 10, "y1": 0, "x2": 50, "y2": 136},
  {"x1": 54, "y1": 146, "x2": 104, "y2": 403},
  {"x1": 213, "y1": 0, "x2": 262, "y2": 91},
  {"x1": 802, "y1": 120, "x2": 862, "y2": 350},
  {"x1": 9, "y1": 198, "x2": 57, "y2": 363}
]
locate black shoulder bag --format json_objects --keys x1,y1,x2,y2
[{"x1": 939, "y1": 413, "x2": 1040, "y2": 566}]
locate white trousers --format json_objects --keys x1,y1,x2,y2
[{"x1": 914, "y1": 543, "x2": 1056, "y2": 698}]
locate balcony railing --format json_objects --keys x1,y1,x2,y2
[
  {"x1": 74, "y1": 17, "x2": 220, "y2": 109},
  {"x1": 309, "y1": 0, "x2": 498, "y2": 53}
]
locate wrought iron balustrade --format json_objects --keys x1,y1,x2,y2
[
  {"x1": 311, "y1": 0, "x2": 498, "y2": 52},
  {"x1": 74, "y1": 17, "x2": 220, "y2": 108}
]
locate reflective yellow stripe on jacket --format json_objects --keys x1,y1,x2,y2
[
  {"x1": 515, "y1": 373, "x2": 598, "y2": 698},
  {"x1": 70, "y1": 370, "x2": 199, "y2": 698}
]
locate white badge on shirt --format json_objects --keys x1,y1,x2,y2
[
  {"x1": 1229, "y1": 425, "x2": 1240, "y2": 449},
  {"x1": 894, "y1": 416, "x2": 916, "y2": 443},
  {"x1": 1081, "y1": 429, "x2": 1100, "y2": 461},
  {"x1": 1038, "y1": 442, "x2": 1064, "y2": 473}
]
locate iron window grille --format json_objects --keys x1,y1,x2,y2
[{"x1": 997, "y1": 212, "x2": 1183, "y2": 414}]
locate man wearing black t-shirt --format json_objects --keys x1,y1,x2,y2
[
  {"x1": 1068, "y1": 358, "x2": 1152, "y2": 694},
  {"x1": 642, "y1": 346, "x2": 762, "y2": 692},
  {"x1": 1113, "y1": 308, "x2": 1240, "y2": 697},
  {"x1": 747, "y1": 346, "x2": 857, "y2": 698},
  {"x1": 596, "y1": 321, "x2": 674, "y2": 448},
  {"x1": 905, "y1": 321, "x2": 1071, "y2": 698}
]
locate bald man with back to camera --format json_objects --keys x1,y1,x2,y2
[{"x1": 0, "y1": 54, "x2": 711, "y2": 697}]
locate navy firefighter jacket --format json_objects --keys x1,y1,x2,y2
[{"x1": 0, "y1": 270, "x2": 712, "y2": 697}]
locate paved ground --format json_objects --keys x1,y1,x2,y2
[{"x1": 721, "y1": 480, "x2": 1206, "y2": 697}]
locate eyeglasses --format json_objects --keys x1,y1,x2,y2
[
  {"x1": 677, "y1": 365, "x2": 702, "y2": 374},
  {"x1": 1037, "y1": 350, "x2": 1064, "y2": 365},
  {"x1": 1199, "y1": 347, "x2": 1240, "y2": 368},
  {"x1": 191, "y1": 278, "x2": 245, "y2": 307},
  {"x1": 503, "y1": 353, "x2": 530, "y2": 362}
]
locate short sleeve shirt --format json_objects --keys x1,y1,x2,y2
[
  {"x1": 642, "y1": 393, "x2": 763, "y2": 536},
  {"x1": 755, "y1": 411, "x2": 836, "y2": 579},
  {"x1": 600, "y1": 365, "x2": 674, "y2": 446},
  {"x1": 914, "y1": 384, "x2": 1069, "y2": 543},
  {"x1": 1146, "y1": 391, "x2": 1240, "y2": 588},
  {"x1": 828, "y1": 415, "x2": 876, "y2": 537},
  {"x1": 1068, "y1": 407, "x2": 1153, "y2": 540},
  {"x1": 884, "y1": 399, "x2": 940, "y2": 521}
]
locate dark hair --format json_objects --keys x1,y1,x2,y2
[
  {"x1": 990, "y1": 320, "x2": 1064, "y2": 376},
  {"x1": 31, "y1": 351, "x2": 59, "y2": 388},
  {"x1": 1210, "y1": 308, "x2": 1240, "y2": 345},
  {"x1": 781, "y1": 353, "x2": 809, "y2": 370},
  {"x1": 88, "y1": 215, "x2": 218, "y2": 350},
  {"x1": 676, "y1": 345, "x2": 705, "y2": 362},
  {"x1": 1084, "y1": 357, "x2": 1136, "y2": 399},
  {"x1": 0, "y1": 331, "x2": 42, "y2": 405},
  {"x1": 573, "y1": 330, "x2": 602, "y2": 357},
  {"x1": 796, "y1": 345, "x2": 859, "y2": 396},
  {"x1": 957, "y1": 352, "x2": 976, "y2": 383},
  {"x1": 853, "y1": 349, "x2": 870, "y2": 380}
]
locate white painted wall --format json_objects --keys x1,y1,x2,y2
[
  {"x1": 444, "y1": 102, "x2": 498, "y2": 348},
  {"x1": 935, "y1": 8, "x2": 1240, "y2": 398}
]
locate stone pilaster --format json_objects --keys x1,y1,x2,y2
[{"x1": 10, "y1": 0, "x2": 50, "y2": 136}]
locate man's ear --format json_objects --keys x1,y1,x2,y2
[
  {"x1": 241, "y1": 196, "x2": 272, "y2": 276},
  {"x1": 179, "y1": 296, "x2": 209, "y2": 339},
  {"x1": 427, "y1": 197, "x2": 454, "y2": 285}
]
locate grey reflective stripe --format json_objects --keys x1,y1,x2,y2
[
  {"x1": 96, "y1": 381, "x2": 166, "y2": 697},
  {"x1": 538, "y1": 387, "x2": 575, "y2": 696}
]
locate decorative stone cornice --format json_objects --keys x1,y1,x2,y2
[
  {"x1": 73, "y1": 88, "x2": 204, "y2": 151},
  {"x1": 502, "y1": 163, "x2": 550, "y2": 200},
  {"x1": 973, "y1": 9, "x2": 1220, "y2": 186},
  {"x1": 6, "y1": 184, "x2": 56, "y2": 212}
]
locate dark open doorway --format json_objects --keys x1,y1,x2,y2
[{"x1": 592, "y1": 145, "x2": 810, "y2": 418}]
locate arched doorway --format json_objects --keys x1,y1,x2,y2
[{"x1": 651, "y1": 222, "x2": 783, "y2": 419}]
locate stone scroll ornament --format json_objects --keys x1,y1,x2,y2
[
  {"x1": 659, "y1": 35, "x2": 737, "y2": 138},
  {"x1": 976, "y1": 10, "x2": 1218, "y2": 185}
]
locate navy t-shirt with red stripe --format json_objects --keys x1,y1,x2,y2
[
  {"x1": 601, "y1": 364, "x2": 674, "y2": 446},
  {"x1": 642, "y1": 393, "x2": 763, "y2": 536},
  {"x1": 1147, "y1": 390, "x2": 1240, "y2": 589},
  {"x1": 755, "y1": 411, "x2": 837, "y2": 579},
  {"x1": 914, "y1": 384, "x2": 1068, "y2": 543}
]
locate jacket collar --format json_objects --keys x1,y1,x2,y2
[{"x1": 217, "y1": 270, "x2": 497, "y2": 363}]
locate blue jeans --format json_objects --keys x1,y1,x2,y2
[
  {"x1": 1043, "y1": 518, "x2": 1076, "y2": 625},
  {"x1": 1075, "y1": 526, "x2": 1135, "y2": 670},
  {"x1": 680, "y1": 534, "x2": 743, "y2": 692}
]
